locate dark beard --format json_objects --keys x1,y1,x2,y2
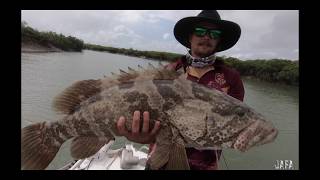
[
  {"x1": 198, "y1": 41, "x2": 213, "y2": 47},
  {"x1": 194, "y1": 49, "x2": 215, "y2": 58},
  {"x1": 194, "y1": 42, "x2": 215, "y2": 57}
]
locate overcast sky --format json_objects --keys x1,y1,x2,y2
[{"x1": 21, "y1": 10, "x2": 299, "y2": 60}]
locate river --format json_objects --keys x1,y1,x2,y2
[{"x1": 21, "y1": 50, "x2": 299, "y2": 170}]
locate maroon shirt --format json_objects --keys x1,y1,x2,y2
[{"x1": 149, "y1": 56, "x2": 245, "y2": 170}]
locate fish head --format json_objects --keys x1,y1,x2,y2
[
  {"x1": 204, "y1": 101, "x2": 278, "y2": 151},
  {"x1": 232, "y1": 115, "x2": 278, "y2": 152},
  {"x1": 184, "y1": 80, "x2": 278, "y2": 151},
  {"x1": 222, "y1": 102, "x2": 279, "y2": 152}
]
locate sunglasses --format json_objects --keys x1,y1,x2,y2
[{"x1": 193, "y1": 27, "x2": 222, "y2": 39}]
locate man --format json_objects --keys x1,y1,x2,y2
[{"x1": 116, "y1": 10, "x2": 244, "y2": 170}]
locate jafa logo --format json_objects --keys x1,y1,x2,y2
[{"x1": 274, "y1": 160, "x2": 294, "y2": 170}]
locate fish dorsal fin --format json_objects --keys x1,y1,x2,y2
[
  {"x1": 119, "y1": 68, "x2": 129, "y2": 75},
  {"x1": 134, "y1": 64, "x2": 181, "y2": 81},
  {"x1": 117, "y1": 67, "x2": 139, "y2": 83},
  {"x1": 137, "y1": 64, "x2": 145, "y2": 70},
  {"x1": 152, "y1": 67, "x2": 181, "y2": 80},
  {"x1": 148, "y1": 62, "x2": 157, "y2": 70},
  {"x1": 71, "y1": 136, "x2": 114, "y2": 159},
  {"x1": 127, "y1": 66, "x2": 137, "y2": 73},
  {"x1": 158, "y1": 61, "x2": 165, "y2": 68},
  {"x1": 52, "y1": 79, "x2": 102, "y2": 114}
]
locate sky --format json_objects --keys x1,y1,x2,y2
[{"x1": 21, "y1": 10, "x2": 299, "y2": 60}]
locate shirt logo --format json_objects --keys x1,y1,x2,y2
[
  {"x1": 207, "y1": 73, "x2": 229, "y2": 94},
  {"x1": 215, "y1": 73, "x2": 226, "y2": 86}
]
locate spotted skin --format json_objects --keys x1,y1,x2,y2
[{"x1": 21, "y1": 66, "x2": 278, "y2": 170}]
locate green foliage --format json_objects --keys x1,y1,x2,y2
[
  {"x1": 21, "y1": 23, "x2": 84, "y2": 52},
  {"x1": 85, "y1": 43, "x2": 182, "y2": 62},
  {"x1": 85, "y1": 43, "x2": 299, "y2": 86},
  {"x1": 223, "y1": 57, "x2": 299, "y2": 86},
  {"x1": 21, "y1": 22, "x2": 298, "y2": 86}
]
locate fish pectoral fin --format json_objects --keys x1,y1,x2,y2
[
  {"x1": 148, "y1": 143, "x2": 190, "y2": 170},
  {"x1": 70, "y1": 136, "x2": 114, "y2": 159},
  {"x1": 52, "y1": 79, "x2": 102, "y2": 114},
  {"x1": 148, "y1": 143, "x2": 170, "y2": 170},
  {"x1": 165, "y1": 143, "x2": 190, "y2": 170}
]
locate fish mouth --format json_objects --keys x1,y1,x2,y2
[
  {"x1": 233, "y1": 121, "x2": 278, "y2": 152},
  {"x1": 255, "y1": 128, "x2": 278, "y2": 146}
]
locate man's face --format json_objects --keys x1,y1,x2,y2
[{"x1": 189, "y1": 22, "x2": 220, "y2": 58}]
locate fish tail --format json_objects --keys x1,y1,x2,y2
[{"x1": 21, "y1": 122, "x2": 65, "y2": 170}]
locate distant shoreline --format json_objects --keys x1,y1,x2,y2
[
  {"x1": 21, "y1": 42, "x2": 63, "y2": 53},
  {"x1": 20, "y1": 23, "x2": 298, "y2": 86},
  {"x1": 241, "y1": 76, "x2": 298, "y2": 87}
]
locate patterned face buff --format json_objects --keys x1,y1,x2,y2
[{"x1": 186, "y1": 51, "x2": 216, "y2": 68}]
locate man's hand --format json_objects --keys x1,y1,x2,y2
[{"x1": 116, "y1": 111, "x2": 161, "y2": 144}]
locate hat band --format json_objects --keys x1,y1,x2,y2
[{"x1": 186, "y1": 51, "x2": 216, "y2": 68}]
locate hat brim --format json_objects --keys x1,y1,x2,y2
[{"x1": 174, "y1": 17, "x2": 241, "y2": 52}]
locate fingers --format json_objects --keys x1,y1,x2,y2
[
  {"x1": 117, "y1": 116, "x2": 129, "y2": 136},
  {"x1": 132, "y1": 110, "x2": 140, "y2": 135},
  {"x1": 150, "y1": 120, "x2": 161, "y2": 136},
  {"x1": 118, "y1": 111, "x2": 161, "y2": 144},
  {"x1": 142, "y1": 111, "x2": 150, "y2": 133}
]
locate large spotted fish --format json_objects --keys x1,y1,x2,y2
[{"x1": 21, "y1": 63, "x2": 278, "y2": 170}]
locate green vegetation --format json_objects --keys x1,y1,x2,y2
[
  {"x1": 85, "y1": 43, "x2": 182, "y2": 62},
  {"x1": 21, "y1": 21, "x2": 84, "y2": 52},
  {"x1": 85, "y1": 43, "x2": 298, "y2": 86},
  {"x1": 222, "y1": 56, "x2": 299, "y2": 86},
  {"x1": 21, "y1": 22, "x2": 298, "y2": 86}
]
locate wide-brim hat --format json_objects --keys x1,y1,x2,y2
[{"x1": 174, "y1": 10, "x2": 241, "y2": 52}]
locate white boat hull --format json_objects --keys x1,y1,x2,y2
[{"x1": 59, "y1": 140, "x2": 149, "y2": 170}]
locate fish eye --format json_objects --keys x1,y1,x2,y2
[
  {"x1": 238, "y1": 111, "x2": 245, "y2": 117},
  {"x1": 235, "y1": 107, "x2": 245, "y2": 117}
]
